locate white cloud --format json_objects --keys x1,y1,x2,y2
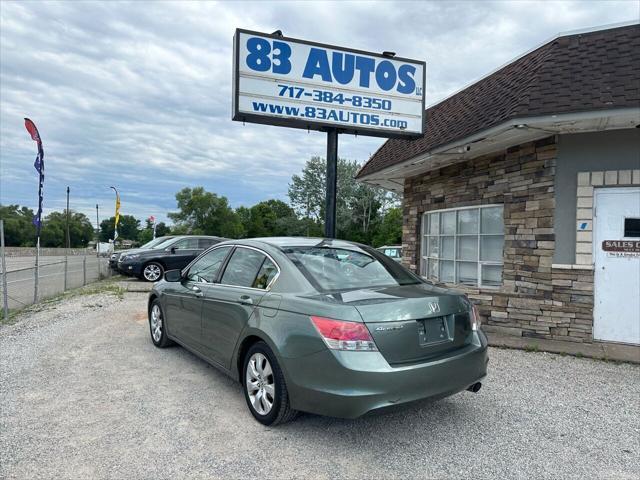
[{"x1": 1, "y1": 0, "x2": 637, "y2": 224}]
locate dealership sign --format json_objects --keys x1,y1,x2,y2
[
  {"x1": 232, "y1": 29, "x2": 425, "y2": 137},
  {"x1": 602, "y1": 240, "x2": 640, "y2": 257}
]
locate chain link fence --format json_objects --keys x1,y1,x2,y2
[{"x1": 1, "y1": 250, "x2": 112, "y2": 316}]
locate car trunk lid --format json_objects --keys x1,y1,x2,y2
[{"x1": 337, "y1": 284, "x2": 473, "y2": 365}]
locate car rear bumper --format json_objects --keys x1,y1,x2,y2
[{"x1": 282, "y1": 330, "x2": 488, "y2": 419}]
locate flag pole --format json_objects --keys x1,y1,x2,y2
[{"x1": 34, "y1": 237, "x2": 40, "y2": 303}]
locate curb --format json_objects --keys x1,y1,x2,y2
[{"x1": 486, "y1": 331, "x2": 640, "y2": 364}]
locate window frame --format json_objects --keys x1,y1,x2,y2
[
  {"x1": 421, "y1": 204, "x2": 504, "y2": 289},
  {"x1": 171, "y1": 237, "x2": 200, "y2": 250},
  {"x1": 198, "y1": 238, "x2": 218, "y2": 249},
  {"x1": 218, "y1": 245, "x2": 282, "y2": 291},
  {"x1": 185, "y1": 245, "x2": 233, "y2": 283}
]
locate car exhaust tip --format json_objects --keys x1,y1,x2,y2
[{"x1": 467, "y1": 382, "x2": 482, "y2": 393}]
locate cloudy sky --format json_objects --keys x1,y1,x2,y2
[{"x1": 1, "y1": 1, "x2": 637, "y2": 225}]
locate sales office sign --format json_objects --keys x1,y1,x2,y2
[
  {"x1": 602, "y1": 240, "x2": 640, "y2": 257},
  {"x1": 232, "y1": 29, "x2": 426, "y2": 138}
]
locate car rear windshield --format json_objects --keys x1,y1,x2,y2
[{"x1": 282, "y1": 245, "x2": 421, "y2": 292}]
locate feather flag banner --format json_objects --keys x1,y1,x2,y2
[
  {"x1": 110, "y1": 186, "x2": 120, "y2": 241},
  {"x1": 24, "y1": 118, "x2": 44, "y2": 236}
]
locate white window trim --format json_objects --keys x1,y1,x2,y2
[{"x1": 421, "y1": 204, "x2": 504, "y2": 289}]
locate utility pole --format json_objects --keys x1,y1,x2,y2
[
  {"x1": 66, "y1": 187, "x2": 71, "y2": 250},
  {"x1": 96, "y1": 203, "x2": 100, "y2": 257}
]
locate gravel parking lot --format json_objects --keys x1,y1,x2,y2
[{"x1": 1, "y1": 289, "x2": 638, "y2": 479}]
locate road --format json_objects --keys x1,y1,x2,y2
[
  {"x1": 1, "y1": 290, "x2": 638, "y2": 479},
  {"x1": 1, "y1": 256, "x2": 110, "y2": 309}
]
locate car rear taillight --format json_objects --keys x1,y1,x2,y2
[
  {"x1": 310, "y1": 316, "x2": 378, "y2": 351},
  {"x1": 470, "y1": 303, "x2": 481, "y2": 331}
]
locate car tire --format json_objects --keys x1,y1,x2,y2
[
  {"x1": 148, "y1": 299, "x2": 173, "y2": 348},
  {"x1": 242, "y1": 341, "x2": 298, "y2": 426},
  {"x1": 142, "y1": 262, "x2": 164, "y2": 282}
]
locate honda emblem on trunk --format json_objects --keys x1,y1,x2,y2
[{"x1": 427, "y1": 302, "x2": 440, "y2": 314}]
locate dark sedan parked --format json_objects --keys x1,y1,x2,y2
[
  {"x1": 109, "y1": 236, "x2": 176, "y2": 270},
  {"x1": 119, "y1": 235, "x2": 225, "y2": 281},
  {"x1": 147, "y1": 237, "x2": 488, "y2": 425}
]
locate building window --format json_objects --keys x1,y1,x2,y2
[
  {"x1": 421, "y1": 205, "x2": 504, "y2": 288},
  {"x1": 624, "y1": 218, "x2": 640, "y2": 238}
]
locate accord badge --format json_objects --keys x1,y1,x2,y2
[{"x1": 375, "y1": 325, "x2": 404, "y2": 331}]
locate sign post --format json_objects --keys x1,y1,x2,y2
[
  {"x1": 325, "y1": 129, "x2": 338, "y2": 238},
  {"x1": 232, "y1": 29, "x2": 425, "y2": 237}
]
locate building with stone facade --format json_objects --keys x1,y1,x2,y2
[{"x1": 356, "y1": 23, "x2": 640, "y2": 347}]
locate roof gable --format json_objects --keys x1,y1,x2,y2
[{"x1": 357, "y1": 24, "x2": 640, "y2": 179}]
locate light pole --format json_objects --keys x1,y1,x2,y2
[{"x1": 66, "y1": 187, "x2": 70, "y2": 249}]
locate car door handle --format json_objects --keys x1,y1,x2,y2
[
  {"x1": 191, "y1": 285, "x2": 203, "y2": 297},
  {"x1": 238, "y1": 295, "x2": 253, "y2": 305}
]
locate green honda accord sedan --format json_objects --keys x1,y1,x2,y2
[{"x1": 147, "y1": 237, "x2": 488, "y2": 425}]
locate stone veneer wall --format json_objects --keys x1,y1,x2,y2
[{"x1": 403, "y1": 136, "x2": 595, "y2": 343}]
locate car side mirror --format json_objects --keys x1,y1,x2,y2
[
  {"x1": 164, "y1": 269, "x2": 182, "y2": 282},
  {"x1": 170, "y1": 246, "x2": 176, "y2": 254}
]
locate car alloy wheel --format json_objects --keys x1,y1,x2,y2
[
  {"x1": 149, "y1": 300, "x2": 173, "y2": 348},
  {"x1": 143, "y1": 263, "x2": 163, "y2": 282},
  {"x1": 150, "y1": 304, "x2": 163, "y2": 343},
  {"x1": 245, "y1": 352, "x2": 275, "y2": 415}
]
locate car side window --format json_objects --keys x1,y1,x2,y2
[
  {"x1": 220, "y1": 248, "x2": 266, "y2": 288},
  {"x1": 173, "y1": 238, "x2": 199, "y2": 250},
  {"x1": 187, "y1": 247, "x2": 231, "y2": 283},
  {"x1": 198, "y1": 238, "x2": 217, "y2": 249},
  {"x1": 253, "y1": 258, "x2": 278, "y2": 289}
]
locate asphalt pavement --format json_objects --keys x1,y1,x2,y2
[
  {"x1": 1, "y1": 291, "x2": 638, "y2": 479},
  {"x1": 1, "y1": 256, "x2": 109, "y2": 309}
]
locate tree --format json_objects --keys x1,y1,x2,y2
[
  {"x1": 372, "y1": 207, "x2": 403, "y2": 247},
  {"x1": 240, "y1": 199, "x2": 304, "y2": 238},
  {"x1": 168, "y1": 187, "x2": 243, "y2": 238},
  {"x1": 156, "y1": 222, "x2": 171, "y2": 237},
  {"x1": 41, "y1": 210, "x2": 95, "y2": 248},
  {"x1": 288, "y1": 157, "x2": 400, "y2": 242},
  {"x1": 0, "y1": 205, "x2": 36, "y2": 246},
  {"x1": 138, "y1": 220, "x2": 171, "y2": 245},
  {"x1": 99, "y1": 215, "x2": 141, "y2": 242},
  {"x1": 288, "y1": 156, "x2": 327, "y2": 223}
]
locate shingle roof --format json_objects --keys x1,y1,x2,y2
[{"x1": 356, "y1": 24, "x2": 640, "y2": 179}]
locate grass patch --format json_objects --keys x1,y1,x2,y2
[
  {"x1": 1, "y1": 280, "x2": 126, "y2": 326},
  {"x1": 524, "y1": 343, "x2": 539, "y2": 352}
]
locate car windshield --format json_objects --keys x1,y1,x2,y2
[
  {"x1": 140, "y1": 237, "x2": 170, "y2": 249},
  {"x1": 152, "y1": 238, "x2": 178, "y2": 250},
  {"x1": 283, "y1": 245, "x2": 421, "y2": 292}
]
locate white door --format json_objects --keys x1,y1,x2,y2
[{"x1": 593, "y1": 187, "x2": 640, "y2": 345}]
